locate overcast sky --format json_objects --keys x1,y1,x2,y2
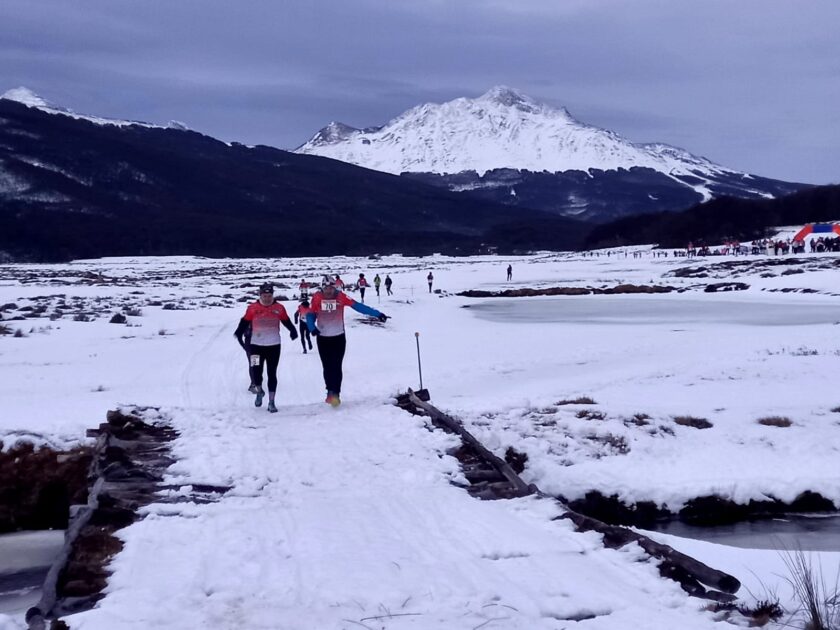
[{"x1": 1, "y1": 0, "x2": 837, "y2": 184}]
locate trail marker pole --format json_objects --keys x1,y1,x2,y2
[{"x1": 415, "y1": 332, "x2": 424, "y2": 391}]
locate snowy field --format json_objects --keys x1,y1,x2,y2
[{"x1": 1, "y1": 249, "x2": 839, "y2": 629}]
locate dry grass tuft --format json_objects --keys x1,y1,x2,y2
[
  {"x1": 781, "y1": 547, "x2": 840, "y2": 630},
  {"x1": 738, "y1": 599, "x2": 784, "y2": 627},
  {"x1": 625, "y1": 413, "x2": 651, "y2": 427},
  {"x1": 556, "y1": 396, "x2": 596, "y2": 406},
  {"x1": 673, "y1": 415, "x2": 713, "y2": 430},
  {"x1": 757, "y1": 416, "x2": 793, "y2": 428},
  {"x1": 588, "y1": 433, "x2": 630, "y2": 455},
  {"x1": 576, "y1": 409, "x2": 606, "y2": 421}
]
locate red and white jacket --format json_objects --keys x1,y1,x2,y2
[
  {"x1": 243, "y1": 301, "x2": 291, "y2": 346},
  {"x1": 309, "y1": 291, "x2": 355, "y2": 337}
]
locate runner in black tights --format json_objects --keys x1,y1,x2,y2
[{"x1": 234, "y1": 283, "x2": 297, "y2": 413}]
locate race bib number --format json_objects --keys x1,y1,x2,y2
[
  {"x1": 321, "y1": 300, "x2": 337, "y2": 312},
  {"x1": 249, "y1": 354, "x2": 261, "y2": 367}
]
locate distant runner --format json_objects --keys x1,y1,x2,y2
[
  {"x1": 306, "y1": 278, "x2": 388, "y2": 407},
  {"x1": 506, "y1": 264, "x2": 513, "y2": 281},
  {"x1": 384, "y1": 274, "x2": 393, "y2": 296},
  {"x1": 298, "y1": 279, "x2": 309, "y2": 300},
  {"x1": 294, "y1": 298, "x2": 314, "y2": 354},
  {"x1": 233, "y1": 318, "x2": 257, "y2": 393},
  {"x1": 235, "y1": 283, "x2": 297, "y2": 413},
  {"x1": 427, "y1": 271, "x2": 434, "y2": 293},
  {"x1": 373, "y1": 274, "x2": 382, "y2": 297},
  {"x1": 357, "y1": 273, "x2": 369, "y2": 302}
]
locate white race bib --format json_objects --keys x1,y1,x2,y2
[{"x1": 321, "y1": 300, "x2": 337, "y2": 312}]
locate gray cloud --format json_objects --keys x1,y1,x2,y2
[{"x1": 0, "y1": 0, "x2": 837, "y2": 183}]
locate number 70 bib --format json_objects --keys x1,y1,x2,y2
[{"x1": 321, "y1": 300, "x2": 337, "y2": 312}]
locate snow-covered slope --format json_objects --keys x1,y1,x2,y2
[
  {"x1": 296, "y1": 86, "x2": 736, "y2": 182},
  {"x1": 0, "y1": 87, "x2": 186, "y2": 130}
]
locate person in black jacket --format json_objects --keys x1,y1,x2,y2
[{"x1": 234, "y1": 320, "x2": 257, "y2": 393}]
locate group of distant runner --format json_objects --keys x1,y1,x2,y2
[{"x1": 234, "y1": 275, "x2": 388, "y2": 412}]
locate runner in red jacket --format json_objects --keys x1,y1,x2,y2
[
  {"x1": 306, "y1": 278, "x2": 387, "y2": 407},
  {"x1": 235, "y1": 283, "x2": 297, "y2": 413},
  {"x1": 357, "y1": 273, "x2": 369, "y2": 302}
]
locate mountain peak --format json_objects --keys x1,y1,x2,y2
[
  {"x1": 301, "y1": 121, "x2": 360, "y2": 148},
  {"x1": 479, "y1": 85, "x2": 529, "y2": 106},
  {"x1": 1, "y1": 87, "x2": 52, "y2": 109}
]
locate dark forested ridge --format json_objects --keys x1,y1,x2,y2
[
  {"x1": 405, "y1": 167, "x2": 806, "y2": 223},
  {"x1": 585, "y1": 184, "x2": 840, "y2": 249},
  {"x1": 0, "y1": 100, "x2": 587, "y2": 262}
]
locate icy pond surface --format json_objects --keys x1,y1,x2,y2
[
  {"x1": 471, "y1": 295, "x2": 840, "y2": 552},
  {"x1": 647, "y1": 514, "x2": 840, "y2": 552},
  {"x1": 469, "y1": 296, "x2": 840, "y2": 327},
  {"x1": 0, "y1": 530, "x2": 64, "y2": 617}
]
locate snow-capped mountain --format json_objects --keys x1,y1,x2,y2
[
  {"x1": 296, "y1": 87, "x2": 805, "y2": 220},
  {"x1": 297, "y1": 86, "x2": 726, "y2": 180},
  {"x1": 1, "y1": 87, "x2": 187, "y2": 131}
]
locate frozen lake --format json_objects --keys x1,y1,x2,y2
[
  {"x1": 469, "y1": 296, "x2": 840, "y2": 327},
  {"x1": 0, "y1": 530, "x2": 64, "y2": 617},
  {"x1": 647, "y1": 514, "x2": 840, "y2": 552}
]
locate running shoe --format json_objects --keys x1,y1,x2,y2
[
  {"x1": 267, "y1": 401, "x2": 278, "y2": 413},
  {"x1": 325, "y1": 392, "x2": 341, "y2": 407},
  {"x1": 248, "y1": 384, "x2": 258, "y2": 394},
  {"x1": 255, "y1": 387, "x2": 265, "y2": 407}
]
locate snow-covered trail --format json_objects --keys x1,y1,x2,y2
[
  {"x1": 3, "y1": 251, "x2": 838, "y2": 628},
  {"x1": 68, "y1": 318, "x2": 723, "y2": 630}
]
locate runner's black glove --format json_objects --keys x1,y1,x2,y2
[{"x1": 377, "y1": 313, "x2": 389, "y2": 322}]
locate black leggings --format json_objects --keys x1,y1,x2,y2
[
  {"x1": 250, "y1": 344, "x2": 281, "y2": 393},
  {"x1": 317, "y1": 333, "x2": 347, "y2": 394},
  {"x1": 298, "y1": 321, "x2": 312, "y2": 350}
]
